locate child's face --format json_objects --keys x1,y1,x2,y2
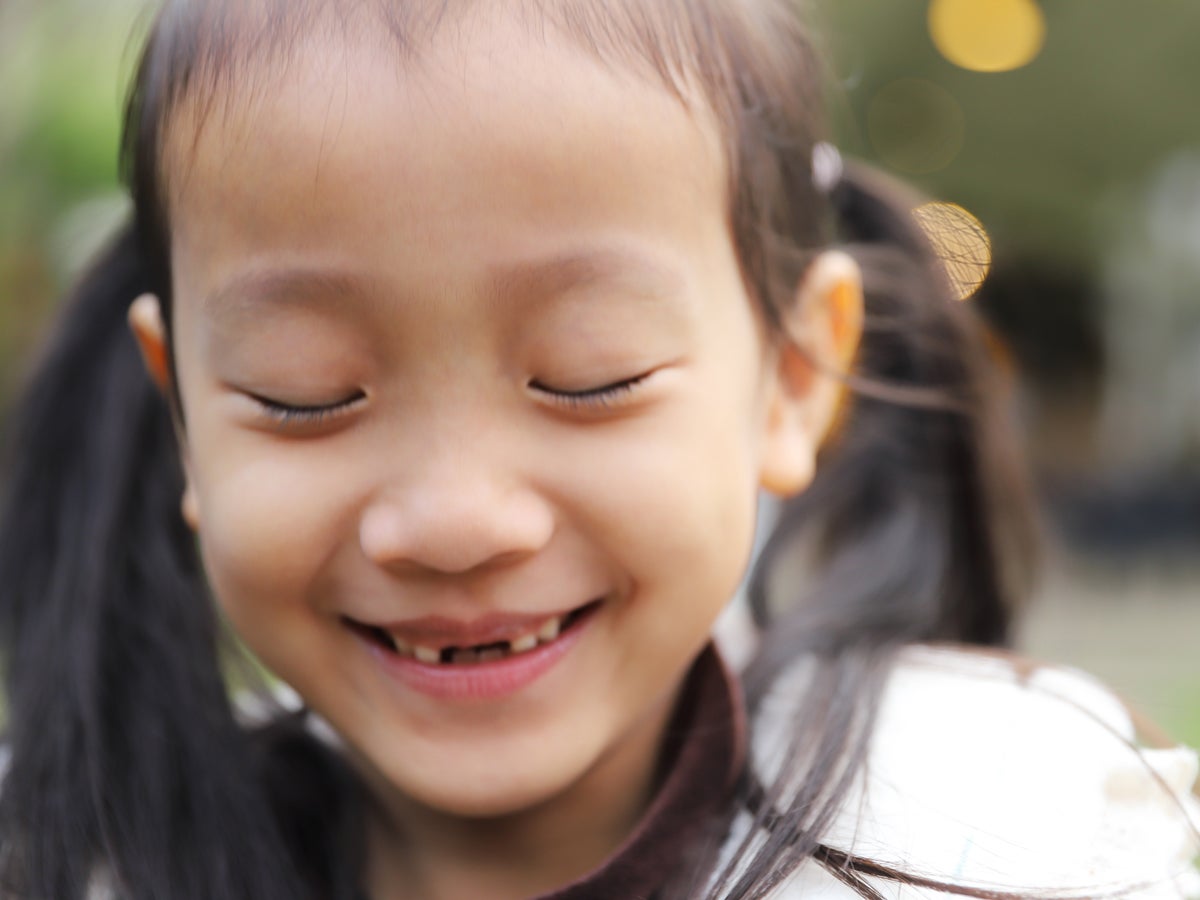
[{"x1": 159, "y1": 14, "x2": 806, "y2": 821}]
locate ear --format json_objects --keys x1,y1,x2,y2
[
  {"x1": 128, "y1": 294, "x2": 201, "y2": 531},
  {"x1": 758, "y1": 251, "x2": 864, "y2": 498},
  {"x1": 128, "y1": 293, "x2": 173, "y2": 394}
]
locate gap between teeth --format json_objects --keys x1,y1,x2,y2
[{"x1": 393, "y1": 614, "x2": 565, "y2": 665}]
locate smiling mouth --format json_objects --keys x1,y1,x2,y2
[{"x1": 342, "y1": 600, "x2": 601, "y2": 666}]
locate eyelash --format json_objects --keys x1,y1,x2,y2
[
  {"x1": 248, "y1": 372, "x2": 650, "y2": 424},
  {"x1": 531, "y1": 373, "x2": 652, "y2": 411},
  {"x1": 251, "y1": 392, "x2": 366, "y2": 426}
]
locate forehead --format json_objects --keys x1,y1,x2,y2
[
  {"x1": 158, "y1": 0, "x2": 729, "y2": 206},
  {"x1": 161, "y1": 2, "x2": 733, "y2": 310}
]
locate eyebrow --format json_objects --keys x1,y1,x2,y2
[
  {"x1": 201, "y1": 247, "x2": 688, "y2": 320},
  {"x1": 202, "y1": 268, "x2": 377, "y2": 322}
]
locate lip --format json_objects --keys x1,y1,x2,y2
[{"x1": 349, "y1": 601, "x2": 600, "y2": 701}]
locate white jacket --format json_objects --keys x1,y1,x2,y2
[{"x1": 723, "y1": 646, "x2": 1200, "y2": 899}]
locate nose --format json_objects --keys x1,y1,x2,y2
[{"x1": 358, "y1": 451, "x2": 555, "y2": 575}]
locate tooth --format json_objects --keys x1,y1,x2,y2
[
  {"x1": 478, "y1": 648, "x2": 505, "y2": 663},
  {"x1": 392, "y1": 636, "x2": 414, "y2": 656},
  {"x1": 414, "y1": 645, "x2": 440, "y2": 664},
  {"x1": 537, "y1": 617, "x2": 562, "y2": 643},
  {"x1": 509, "y1": 633, "x2": 539, "y2": 654}
]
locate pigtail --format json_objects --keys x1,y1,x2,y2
[
  {"x1": 748, "y1": 162, "x2": 1034, "y2": 675},
  {"x1": 697, "y1": 163, "x2": 1037, "y2": 899},
  {"x1": 0, "y1": 223, "x2": 335, "y2": 900}
]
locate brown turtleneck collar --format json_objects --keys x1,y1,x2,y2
[{"x1": 534, "y1": 643, "x2": 747, "y2": 900}]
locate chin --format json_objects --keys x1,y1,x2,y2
[
  {"x1": 351, "y1": 734, "x2": 581, "y2": 820},
  {"x1": 401, "y1": 767, "x2": 573, "y2": 821}
]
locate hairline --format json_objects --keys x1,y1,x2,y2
[{"x1": 147, "y1": 0, "x2": 744, "y2": 249}]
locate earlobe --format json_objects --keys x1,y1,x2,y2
[
  {"x1": 181, "y1": 482, "x2": 201, "y2": 532},
  {"x1": 758, "y1": 347, "x2": 821, "y2": 497},
  {"x1": 758, "y1": 251, "x2": 865, "y2": 499},
  {"x1": 128, "y1": 293, "x2": 173, "y2": 394},
  {"x1": 758, "y1": 411, "x2": 817, "y2": 498}
]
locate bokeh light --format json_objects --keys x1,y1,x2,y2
[
  {"x1": 912, "y1": 201, "x2": 993, "y2": 300},
  {"x1": 928, "y1": 0, "x2": 1046, "y2": 73},
  {"x1": 867, "y1": 78, "x2": 966, "y2": 175}
]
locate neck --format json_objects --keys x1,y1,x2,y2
[{"x1": 361, "y1": 688, "x2": 679, "y2": 900}]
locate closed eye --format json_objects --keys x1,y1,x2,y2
[
  {"x1": 529, "y1": 372, "x2": 653, "y2": 412},
  {"x1": 249, "y1": 391, "x2": 367, "y2": 427}
]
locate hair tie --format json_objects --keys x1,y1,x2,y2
[{"x1": 812, "y1": 141, "x2": 844, "y2": 194}]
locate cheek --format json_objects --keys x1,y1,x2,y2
[
  {"x1": 634, "y1": 361, "x2": 770, "y2": 624},
  {"x1": 596, "y1": 418, "x2": 760, "y2": 695},
  {"x1": 643, "y1": 427, "x2": 759, "y2": 601},
  {"x1": 189, "y1": 439, "x2": 363, "y2": 620},
  {"x1": 562, "y1": 378, "x2": 764, "y2": 616}
]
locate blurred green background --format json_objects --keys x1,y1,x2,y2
[
  {"x1": 0, "y1": 1, "x2": 136, "y2": 398},
  {"x1": 1, "y1": 0, "x2": 1198, "y2": 743}
]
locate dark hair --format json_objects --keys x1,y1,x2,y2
[{"x1": 0, "y1": 2, "x2": 1034, "y2": 899}]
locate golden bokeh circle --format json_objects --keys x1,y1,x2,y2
[
  {"x1": 928, "y1": 0, "x2": 1046, "y2": 73},
  {"x1": 912, "y1": 202, "x2": 992, "y2": 301},
  {"x1": 867, "y1": 78, "x2": 966, "y2": 175}
]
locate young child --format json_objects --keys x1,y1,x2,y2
[{"x1": 0, "y1": 1, "x2": 1195, "y2": 898}]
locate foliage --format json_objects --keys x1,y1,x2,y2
[{"x1": 0, "y1": 1, "x2": 139, "y2": 405}]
